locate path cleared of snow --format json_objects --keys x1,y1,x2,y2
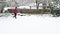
[{"x1": 0, "y1": 14, "x2": 60, "y2": 34}]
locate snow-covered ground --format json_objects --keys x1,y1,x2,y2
[{"x1": 0, "y1": 14, "x2": 60, "y2": 34}]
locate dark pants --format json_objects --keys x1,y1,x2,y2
[{"x1": 14, "y1": 13, "x2": 17, "y2": 18}]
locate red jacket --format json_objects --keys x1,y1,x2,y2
[{"x1": 13, "y1": 8, "x2": 18, "y2": 13}]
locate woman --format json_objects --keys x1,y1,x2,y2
[{"x1": 13, "y1": 7, "x2": 18, "y2": 18}]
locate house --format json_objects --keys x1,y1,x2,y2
[{"x1": 0, "y1": 0, "x2": 7, "y2": 13}]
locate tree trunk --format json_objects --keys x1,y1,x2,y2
[{"x1": 36, "y1": 0, "x2": 39, "y2": 11}]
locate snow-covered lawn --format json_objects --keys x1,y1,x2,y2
[{"x1": 0, "y1": 14, "x2": 60, "y2": 34}]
